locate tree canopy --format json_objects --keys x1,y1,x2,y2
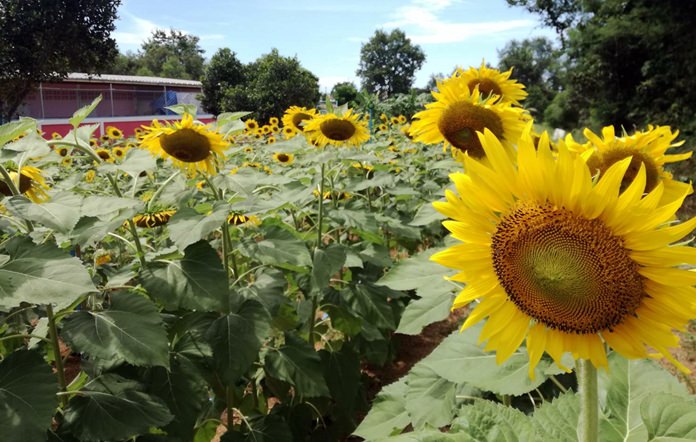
[
  {"x1": 0, "y1": 0, "x2": 121, "y2": 121},
  {"x1": 356, "y1": 29, "x2": 426, "y2": 99},
  {"x1": 200, "y1": 48, "x2": 245, "y2": 115},
  {"x1": 331, "y1": 82, "x2": 359, "y2": 106}
]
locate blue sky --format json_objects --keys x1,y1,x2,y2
[{"x1": 113, "y1": 0, "x2": 556, "y2": 92}]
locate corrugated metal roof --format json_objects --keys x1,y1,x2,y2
[{"x1": 67, "y1": 72, "x2": 202, "y2": 88}]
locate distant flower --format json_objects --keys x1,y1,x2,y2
[
  {"x1": 273, "y1": 152, "x2": 294, "y2": 164},
  {"x1": 304, "y1": 110, "x2": 370, "y2": 148},
  {"x1": 282, "y1": 106, "x2": 317, "y2": 133}
]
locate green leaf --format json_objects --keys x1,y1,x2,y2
[
  {"x1": 530, "y1": 391, "x2": 579, "y2": 442},
  {"x1": 353, "y1": 378, "x2": 410, "y2": 440},
  {"x1": 69, "y1": 95, "x2": 102, "y2": 128},
  {"x1": 311, "y1": 244, "x2": 346, "y2": 291},
  {"x1": 0, "y1": 237, "x2": 96, "y2": 310},
  {"x1": 320, "y1": 347, "x2": 362, "y2": 420},
  {"x1": 1, "y1": 132, "x2": 51, "y2": 164},
  {"x1": 61, "y1": 291, "x2": 170, "y2": 368},
  {"x1": 113, "y1": 148, "x2": 157, "y2": 177},
  {"x1": 205, "y1": 299, "x2": 271, "y2": 385},
  {"x1": 598, "y1": 353, "x2": 690, "y2": 441},
  {"x1": 221, "y1": 412, "x2": 293, "y2": 442},
  {"x1": 395, "y1": 290, "x2": 453, "y2": 335},
  {"x1": 168, "y1": 203, "x2": 230, "y2": 251},
  {"x1": 341, "y1": 282, "x2": 398, "y2": 330},
  {"x1": 264, "y1": 332, "x2": 330, "y2": 398},
  {"x1": 452, "y1": 399, "x2": 534, "y2": 441},
  {"x1": 419, "y1": 324, "x2": 559, "y2": 396},
  {"x1": 377, "y1": 247, "x2": 454, "y2": 291},
  {"x1": 140, "y1": 240, "x2": 227, "y2": 311},
  {"x1": 166, "y1": 103, "x2": 197, "y2": 116},
  {"x1": 375, "y1": 430, "x2": 466, "y2": 441},
  {"x1": 5, "y1": 192, "x2": 83, "y2": 233},
  {"x1": 0, "y1": 350, "x2": 58, "y2": 442},
  {"x1": 409, "y1": 202, "x2": 446, "y2": 226},
  {"x1": 641, "y1": 393, "x2": 696, "y2": 441},
  {"x1": 63, "y1": 374, "x2": 173, "y2": 442},
  {"x1": 404, "y1": 364, "x2": 458, "y2": 429},
  {"x1": 238, "y1": 227, "x2": 312, "y2": 270},
  {"x1": 0, "y1": 118, "x2": 36, "y2": 146}
]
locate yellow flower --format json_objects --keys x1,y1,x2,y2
[
  {"x1": 560, "y1": 125, "x2": 692, "y2": 204},
  {"x1": 56, "y1": 146, "x2": 70, "y2": 157},
  {"x1": 227, "y1": 212, "x2": 261, "y2": 226},
  {"x1": 112, "y1": 147, "x2": 127, "y2": 160},
  {"x1": 269, "y1": 117, "x2": 279, "y2": 126},
  {"x1": 89, "y1": 138, "x2": 98, "y2": 147},
  {"x1": 85, "y1": 170, "x2": 96, "y2": 183},
  {"x1": 397, "y1": 115, "x2": 407, "y2": 124},
  {"x1": 273, "y1": 152, "x2": 294, "y2": 164},
  {"x1": 106, "y1": 126, "x2": 124, "y2": 139},
  {"x1": 304, "y1": 110, "x2": 370, "y2": 148},
  {"x1": 432, "y1": 127, "x2": 696, "y2": 378},
  {"x1": 95, "y1": 148, "x2": 114, "y2": 163},
  {"x1": 95, "y1": 253, "x2": 111, "y2": 266},
  {"x1": 0, "y1": 165, "x2": 50, "y2": 203},
  {"x1": 456, "y1": 61, "x2": 528, "y2": 106},
  {"x1": 243, "y1": 146, "x2": 253, "y2": 153},
  {"x1": 378, "y1": 124, "x2": 388, "y2": 132},
  {"x1": 133, "y1": 209, "x2": 177, "y2": 228},
  {"x1": 267, "y1": 136, "x2": 276, "y2": 144},
  {"x1": 61, "y1": 157, "x2": 73, "y2": 167},
  {"x1": 245, "y1": 119, "x2": 259, "y2": 132},
  {"x1": 379, "y1": 113, "x2": 388, "y2": 122},
  {"x1": 282, "y1": 126, "x2": 298, "y2": 140},
  {"x1": 282, "y1": 106, "x2": 317, "y2": 133},
  {"x1": 51, "y1": 132, "x2": 62, "y2": 140},
  {"x1": 140, "y1": 113, "x2": 228, "y2": 176},
  {"x1": 410, "y1": 72, "x2": 530, "y2": 161}
]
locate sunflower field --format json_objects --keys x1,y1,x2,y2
[{"x1": 1, "y1": 65, "x2": 696, "y2": 442}]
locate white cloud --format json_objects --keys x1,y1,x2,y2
[
  {"x1": 113, "y1": 13, "x2": 161, "y2": 51},
  {"x1": 318, "y1": 75, "x2": 358, "y2": 94},
  {"x1": 384, "y1": 0, "x2": 536, "y2": 44}
]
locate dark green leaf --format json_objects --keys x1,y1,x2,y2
[
  {"x1": 396, "y1": 290, "x2": 454, "y2": 335},
  {"x1": 140, "y1": 240, "x2": 227, "y2": 311},
  {"x1": 311, "y1": 244, "x2": 346, "y2": 291},
  {"x1": 206, "y1": 299, "x2": 271, "y2": 385},
  {"x1": 341, "y1": 282, "x2": 397, "y2": 330},
  {"x1": 238, "y1": 227, "x2": 312, "y2": 270},
  {"x1": 5, "y1": 192, "x2": 83, "y2": 233},
  {"x1": 377, "y1": 247, "x2": 454, "y2": 291},
  {"x1": 409, "y1": 202, "x2": 446, "y2": 226},
  {"x1": 0, "y1": 237, "x2": 96, "y2": 310},
  {"x1": 61, "y1": 291, "x2": 170, "y2": 368},
  {"x1": 264, "y1": 333, "x2": 330, "y2": 398},
  {"x1": 0, "y1": 350, "x2": 58, "y2": 442},
  {"x1": 320, "y1": 347, "x2": 362, "y2": 420},
  {"x1": 168, "y1": 204, "x2": 230, "y2": 251}
]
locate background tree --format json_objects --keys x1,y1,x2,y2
[
  {"x1": 356, "y1": 29, "x2": 426, "y2": 98},
  {"x1": 135, "y1": 29, "x2": 205, "y2": 80},
  {"x1": 331, "y1": 82, "x2": 359, "y2": 106},
  {"x1": 0, "y1": 0, "x2": 121, "y2": 121},
  {"x1": 200, "y1": 49, "x2": 245, "y2": 115},
  {"x1": 505, "y1": 0, "x2": 583, "y2": 47},
  {"x1": 220, "y1": 49, "x2": 320, "y2": 122},
  {"x1": 497, "y1": 37, "x2": 563, "y2": 123}
]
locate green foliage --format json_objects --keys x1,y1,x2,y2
[
  {"x1": 201, "y1": 48, "x2": 246, "y2": 115},
  {"x1": 640, "y1": 394, "x2": 696, "y2": 440},
  {"x1": 331, "y1": 81, "x2": 359, "y2": 106},
  {"x1": 357, "y1": 29, "x2": 426, "y2": 98},
  {"x1": 0, "y1": 0, "x2": 121, "y2": 120}
]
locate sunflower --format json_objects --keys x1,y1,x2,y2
[
  {"x1": 0, "y1": 165, "x2": 50, "y2": 203},
  {"x1": 106, "y1": 126, "x2": 124, "y2": 139},
  {"x1": 432, "y1": 127, "x2": 696, "y2": 378},
  {"x1": 456, "y1": 61, "x2": 527, "y2": 106},
  {"x1": 410, "y1": 73, "x2": 530, "y2": 161},
  {"x1": 95, "y1": 148, "x2": 113, "y2": 163},
  {"x1": 379, "y1": 113, "x2": 388, "y2": 122},
  {"x1": 304, "y1": 110, "x2": 370, "y2": 148},
  {"x1": 56, "y1": 146, "x2": 70, "y2": 157},
  {"x1": 243, "y1": 146, "x2": 253, "y2": 153},
  {"x1": 133, "y1": 209, "x2": 177, "y2": 228},
  {"x1": 140, "y1": 113, "x2": 228, "y2": 176},
  {"x1": 270, "y1": 124, "x2": 280, "y2": 133},
  {"x1": 378, "y1": 124, "x2": 388, "y2": 132},
  {"x1": 282, "y1": 126, "x2": 298, "y2": 139},
  {"x1": 245, "y1": 119, "x2": 259, "y2": 132},
  {"x1": 227, "y1": 212, "x2": 261, "y2": 226},
  {"x1": 61, "y1": 157, "x2": 73, "y2": 167},
  {"x1": 261, "y1": 125, "x2": 271, "y2": 135},
  {"x1": 51, "y1": 132, "x2": 62, "y2": 140},
  {"x1": 89, "y1": 138, "x2": 98, "y2": 147},
  {"x1": 282, "y1": 106, "x2": 317, "y2": 133},
  {"x1": 267, "y1": 136, "x2": 276, "y2": 144},
  {"x1": 84, "y1": 170, "x2": 96, "y2": 183},
  {"x1": 561, "y1": 125, "x2": 692, "y2": 203},
  {"x1": 112, "y1": 147, "x2": 127, "y2": 160},
  {"x1": 269, "y1": 117, "x2": 279, "y2": 126},
  {"x1": 100, "y1": 135, "x2": 110, "y2": 143},
  {"x1": 273, "y1": 152, "x2": 294, "y2": 164}
]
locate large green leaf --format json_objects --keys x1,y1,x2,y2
[
  {"x1": 404, "y1": 364, "x2": 458, "y2": 429},
  {"x1": 167, "y1": 203, "x2": 230, "y2": 251},
  {"x1": 409, "y1": 202, "x2": 446, "y2": 226},
  {"x1": 264, "y1": 333, "x2": 330, "y2": 398},
  {"x1": 63, "y1": 374, "x2": 173, "y2": 442},
  {"x1": 598, "y1": 353, "x2": 690, "y2": 441},
  {"x1": 320, "y1": 347, "x2": 362, "y2": 421},
  {"x1": 113, "y1": 148, "x2": 157, "y2": 177},
  {"x1": 0, "y1": 118, "x2": 36, "y2": 146},
  {"x1": 69, "y1": 95, "x2": 102, "y2": 128},
  {"x1": 352, "y1": 378, "x2": 410, "y2": 440},
  {"x1": 396, "y1": 290, "x2": 454, "y2": 335},
  {"x1": 205, "y1": 299, "x2": 271, "y2": 385},
  {"x1": 376, "y1": 247, "x2": 454, "y2": 291},
  {"x1": 641, "y1": 393, "x2": 696, "y2": 441},
  {"x1": 0, "y1": 350, "x2": 58, "y2": 442},
  {"x1": 5, "y1": 192, "x2": 83, "y2": 233},
  {"x1": 61, "y1": 291, "x2": 170, "y2": 368},
  {"x1": 451, "y1": 399, "x2": 534, "y2": 441},
  {"x1": 0, "y1": 237, "x2": 96, "y2": 310},
  {"x1": 419, "y1": 324, "x2": 561, "y2": 396},
  {"x1": 341, "y1": 282, "x2": 398, "y2": 330},
  {"x1": 140, "y1": 240, "x2": 227, "y2": 311},
  {"x1": 530, "y1": 391, "x2": 579, "y2": 442},
  {"x1": 238, "y1": 227, "x2": 312, "y2": 270},
  {"x1": 311, "y1": 244, "x2": 346, "y2": 291}
]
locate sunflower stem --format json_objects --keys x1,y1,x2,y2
[
  {"x1": 316, "y1": 163, "x2": 326, "y2": 248},
  {"x1": 106, "y1": 173, "x2": 147, "y2": 267},
  {"x1": 146, "y1": 170, "x2": 180, "y2": 211},
  {"x1": 577, "y1": 359, "x2": 599, "y2": 442},
  {"x1": 46, "y1": 304, "x2": 68, "y2": 408}
]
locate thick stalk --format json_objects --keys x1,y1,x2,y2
[
  {"x1": 46, "y1": 304, "x2": 68, "y2": 407},
  {"x1": 577, "y1": 359, "x2": 599, "y2": 442},
  {"x1": 146, "y1": 170, "x2": 180, "y2": 210},
  {"x1": 316, "y1": 163, "x2": 325, "y2": 248}
]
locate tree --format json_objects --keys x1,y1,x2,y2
[
  {"x1": 505, "y1": 0, "x2": 583, "y2": 47},
  {"x1": 497, "y1": 37, "x2": 563, "y2": 122},
  {"x1": 331, "y1": 82, "x2": 359, "y2": 106},
  {"x1": 0, "y1": 0, "x2": 121, "y2": 121},
  {"x1": 137, "y1": 29, "x2": 205, "y2": 80},
  {"x1": 356, "y1": 29, "x2": 426, "y2": 98},
  {"x1": 200, "y1": 49, "x2": 245, "y2": 115},
  {"x1": 220, "y1": 49, "x2": 320, "y2": 123}
]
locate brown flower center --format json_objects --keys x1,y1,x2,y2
[
  {"x1": 0, "y1": 173, "x2": 32, "y2": 196},
  {"x1": 438, "y1": 101, "x2": 504, "y2": 158},
  {"x1": 277, "y1": 153, "x2": 290, "y2": 162},
  {"x1": 491, "y1": 203, "x2": 644, "y2": 334},
  {"x1": 319, "y1": 119, "x2": 356, "y2": 141},
  {"x1": 292, "y1": 113, "x2": 312, "y2": 131},
  {"x1": 587, "y1": 147, "x2": 660, "y2": 193},
  {"x1": 160, "y1": 128, "x2": 211, "y2": 163},
  {"x1": 468, "y1": 78, "x2": 503, "y2": 98}
]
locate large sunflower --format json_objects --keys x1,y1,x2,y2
[
  {"x1": 432, "y1": 128, "x2": 696, "y2": 378},
  {"x1": 281, "y1": 106, "x2": 317, "y2": 134},
  {"x1": 304, "y1": 110, "x2": 370, "y2": 148},
  {"x1": 140, "y1": 113, "x2": 228, "y2": 176},
  {"x1": 0, "y1": 165, "x2": 50, "y2": 203},
  {"x1": 561, "y1": 125, "x2": 692, "y2": 203},
  {"x1": 456, "y1": 61, "x2": 527, "y2": 106},
  {"x1": 410, "y1": 73, "x2": 530, "y2": 161}
]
